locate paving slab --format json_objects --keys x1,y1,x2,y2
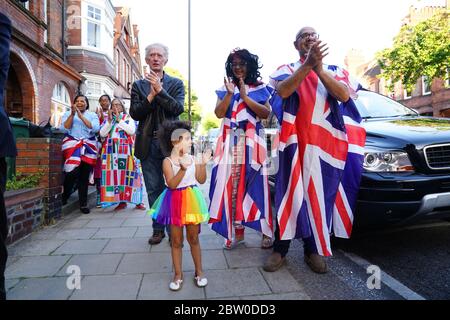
[
  {"x1": 7, "y1": 277, "x2": 74, "y2": 300},
  {"x1": 52, "y1": 239, "x2": 109, "y2": 255},
  {"x1": 138, "y1": 273, "x2": 205, "y2": 300},
  {"x1": 84, "y1": 218, "x2": 126, "y2": 228},
  {"x1": 116, "y1": 252, "x2": 172, "y2": 274},
  {"x1": 7, "y1": 239, "x2": 65, "y2": 257},
  {"x1": 134, "y1": 226, "x2": 154, "y2": 238},
  {"x1": 121, "y1": 218, "x2": 153, "y2": 227},
  {"x1": 56, "y1": 254, "x2": 123, "y2": 276},
  {"x1": 204, "y1": 268, "x2": 272, "y2": 299},
  {"x1": 54, "y1": 228, "x2": 98, "y2": 240},
  {"x1": 224, "y1": 247, "x2": 272, "y2": 269},
  {"x1": 260, "y1": 266, "x2": 306, "y2": 294},
  {"x1": 61, "y1": 219, "x2": 91, "y2": 229},
  {"x1": 240, "y1": 291, "x2": 310, "y2": 300},
  {"x1": 102, "y1": 238, "x2": 151, "y2": 254},
  {"x1": 92, "y1": 227, "x2": 137, "y2": 239},
  {"x1": 5, "y1": 255, "x2": 70, "y2": 279},
  {"x1": 69, "y1": 274, "x2": 142, "y2": 300},
  {"x1": 181, "y1": 249, "x2": 228, "y2": 271}
]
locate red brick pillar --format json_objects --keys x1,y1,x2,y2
[{"x1": 15, "y1": 137, "x2": 64, "y2": 223}]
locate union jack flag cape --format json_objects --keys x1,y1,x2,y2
[
  {"x1": 208, "y1": 83, "x2": 273, "y2": 240},
  {"x1": 62, "y1": 134, "x2": 98, "y2": 172},
  {"x1": 269, "y1": 62, "x2": 366, "y2": 256}
]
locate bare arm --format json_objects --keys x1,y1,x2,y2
[
  {"x1": 276, "y1": 64, "x2": 313, "y2": 99},
  {"x1": 315, "y1": 67, "x2": 350, "y2": 102},
  {"x1": 63, "y1": 113, "x2": 74, "y2": 129},
  {"x1": 215, "y1": 94, "x2": 232, "y2": 119},
  {"x1": 195, "y1": 150, "x2": 212, "y2": 184},
  {"x1": 239, "y1": 78, "x2": 271, "y2": 119}
]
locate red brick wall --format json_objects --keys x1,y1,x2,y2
[
  {"x1": 15, "y1": 137, "x2": 64, "y2": 222},
  {"x1": 47, "y1": 0, "x2": 65, "y2": 55},
  {"x1": 67, "y1": 52, "x2": 115, "y2": 78},
  {"x1": 66, "y1": 0, "x2": 82, "y2": 46}
]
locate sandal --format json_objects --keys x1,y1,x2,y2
[
  {"x1": 194, "y1": 274, "x2": 208, "y2": 287},
  {"x1": 261, "y1": 235, "x2": 273, "y2": 249},
  {"x1": 169, "y1": 278, "x2": 183, "y2": 291}
]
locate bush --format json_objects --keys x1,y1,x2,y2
[{"x1": 6, "y1": 171, "x2": 44, "y2": 191}]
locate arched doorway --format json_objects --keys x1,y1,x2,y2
[{"x1": 5, "y1": 52, "x2": 36, "y2": 122}]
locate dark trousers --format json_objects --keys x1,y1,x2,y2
[
  {"x1": 62, "y1": 162, "x2": 91, "y2": 207},
  {"x1": 272, "y1": 218, "x2": 318, "y2": 258},
  {"x1": 140, "y1": 138, "x2": 169, "y2": 234},
  {"x1": 0, "y1": 158, "x2": 8, "y2": 300}
]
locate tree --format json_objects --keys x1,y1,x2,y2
[
  {"x1": 201, "y1": 113, "x2": 220, "y2": 134},
  {"x1": 376, "y1": 11, "x2": 449, "y2": 91},
  {"x1": 164, "y1": 67, "x2": 202, "y2": 130}
]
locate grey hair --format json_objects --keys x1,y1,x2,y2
[{"x1": 144, "y1": 43, "x2": 169, "y2": 59}]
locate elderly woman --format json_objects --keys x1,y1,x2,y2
[
  {"x1": 99, "y1": 98, "x2": 145, "y2": 211},
  {"x1": 61, "y1": 94, "x2": 100, "y2": 214}
]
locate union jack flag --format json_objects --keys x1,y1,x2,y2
[
  {"x1": 208, "y1": 83, "x2": 273, "y2": 240},
  {"x1": 269, "y1": 62, "x2": 365, "y2": 256},
  {"x1": 62, "y1": 134, "x2": 98, "y2": 172}
]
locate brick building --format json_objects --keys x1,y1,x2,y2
[
  {"x1": 65, "y1": 0, "x2": 142, "y2": 112},
  {"x1": 1, "y1": 0, "x2": 82, "y2": 125},
  {"x1": 113, "y1": 6, "x2": 143, "y2": 111},
  {"x1": 345, "y1": 1, "x2": 449, "y2": 117}
]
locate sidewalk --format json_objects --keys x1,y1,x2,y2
[{"x1": 5, "y1": 177, "x2": 310, "y2": 300}]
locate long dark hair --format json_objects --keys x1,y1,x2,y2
[
  {"x1": 73, "y1": 94, "x2": 90, "y2": 110},
  {"x1": 225, "y1": 48, "x2": 262, "y2": 87},
  {"x1": 158, "y1": 120, "x2": 192, "y2": 156}
]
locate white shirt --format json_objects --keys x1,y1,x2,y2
[{"x1": 165, "y1": 155, "x2": 198, "y2": 188}]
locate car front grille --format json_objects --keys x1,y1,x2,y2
[{"x1": 424, "y1": 144, "x2": 450, "y2": 170}]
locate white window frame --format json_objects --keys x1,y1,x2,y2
[
  {"x1": 18, "y1": 0, "x2": 29, "y2": 10},
  {"x1": 51, "y1": 83, "x2": 71, "y2": 128},
  {"x1": 86, "y1": 5, "x2": 102, "y2": 48},
  {"x1": 422, "y1": 76, "x2": 431, "y2": 95},
  {"x1": 403, "y1": 88, "x2": 412, "y2": 100},
  {"x1": 43, "y1": 0, "x2": 48, "y2": 43},
  {"x1": 86, "y1": 80, "x2": 102, "y2": 96}
]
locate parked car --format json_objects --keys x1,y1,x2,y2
[{"x1": 267, "y1": 90, "x2": 450, "y2": 229}]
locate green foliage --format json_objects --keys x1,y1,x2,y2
[
  {"x1": 376, "y1": 11, "x2": 449, "y2": 91},
  {"x1": 165, "y1": 67, "x2": 202, "y2": 130},
  {"x1": 6, "y1": 171, "x2": 44, "y2": 191},
  {"x1": 201, "y1": 113, "x2": 220, "y2": 134}
]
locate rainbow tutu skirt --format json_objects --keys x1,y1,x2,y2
[{"x1": 148, "y1": 185, "x2": 209, "y2": 227}]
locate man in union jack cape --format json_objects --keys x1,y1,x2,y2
[{"x1": 263, "y1": 26, "x2": 366, "y2": 274}]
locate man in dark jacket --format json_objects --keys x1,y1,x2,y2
[
  {"x1": 130, "y1": 43, "x2": 185, "y2": 245},
  {"x1": 0, "y1": 12, "x2": 18, "y2": 300}
]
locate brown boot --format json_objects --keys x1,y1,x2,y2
[
  {"x1": 148, "y1": 230, "x2": 165, "y2": 245},
  {"x1": 262, "y1": 252, "x2": 285, "y2": 272},
  {"x1": 304, "y1": 253, "x2": 328, "y2": 274}
]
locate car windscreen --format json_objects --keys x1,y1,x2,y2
[{"x1": 353, "y1": 91, "x2": 418, "y2": 119}]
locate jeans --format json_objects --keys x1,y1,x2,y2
[
  {"x1": 140, "y1": 138, "x2": 170, "y2": 235},
  {"x1": 272, "y1": 218, "x2": 318, "y2": 258}
]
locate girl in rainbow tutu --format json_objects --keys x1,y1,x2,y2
[{"x1": 149, "y1": 120, "x2": 211, "y2": 291}]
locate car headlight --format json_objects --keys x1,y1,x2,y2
[{"x1": 363, "y1": 148, "x2": 414, "y2": 172}]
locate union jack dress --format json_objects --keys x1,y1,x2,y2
[
  {"x1": 62, "y1": 135, "x2": 98, "y2": 173},
  {"x1": 269, "y1": 61, "x2": 366, "y2": 256},
  {"x1": 208, "y1": 83, "x2": 274, "y2": 240}
]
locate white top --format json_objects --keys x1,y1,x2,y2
[
  {"x1": 99, "y1": 115, "x2": 136, "y2": 138},
  {"x1": 165, "y1": 155, "x2": 198, "y2": 188}
]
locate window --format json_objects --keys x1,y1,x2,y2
[
  {"x1": 123, "y1": 59, "x2": 126, "y2": 85},
  {"x1": 50, "y1": 83, "x2": 71, "y2": 128},
  {"x1": 115, "y1": 49, "x2": 120, "y2": 81},
  {"x1": 446, "y1": 68, "x2": 450, "y2": 88},
  {"x1": 86, "y1": 80, "x2": 102, "y2": 96},
  {"x1": 422, "y1": 76, "x2": 431, "y2": 95},
  {"x1": 403, "y1": 88, "x2": 412, "y2": 100},
  {"x1": 17, "y1": 0, "x2": 29, "y2": 10},
  {"x1": 87, "y1": 5, "x2": 101, "y2": 48}
]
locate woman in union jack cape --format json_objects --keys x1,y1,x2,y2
[
  {"x1": 209, "y1": 48, "x2": 274, "y2": 249},
  {"x1": 60, "y1": 94, "x2": 100, "y2": 214}
]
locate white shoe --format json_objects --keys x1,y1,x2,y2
[
  {"x1": 194, "y1": 275, "x2": 208, "y2": 287},
  {"x1": 169, "y1": 279, "x2": 183, "y2": 291}
]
